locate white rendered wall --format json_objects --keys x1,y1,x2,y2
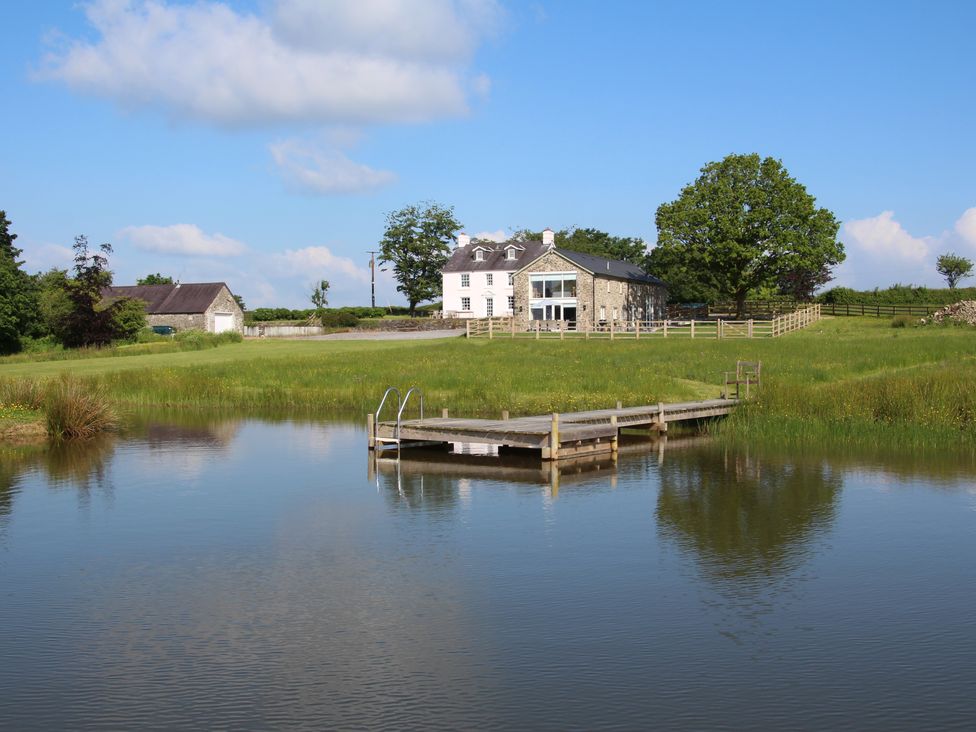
[{"x1": 442, "y1": 270, "x2": 516, "y2": 318}]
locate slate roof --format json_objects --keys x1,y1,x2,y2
[
  {"x1": 442, "y1": 240, "x2": 547, "y2": 273},
  {"x1": 554, "y1": 249, "x2": 667, "y2": 287},
  {"x1": 101, "y1": 283, "x2": 233, "y2": 314}
]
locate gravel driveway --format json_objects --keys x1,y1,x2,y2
[{"x1": 299, "y1": 329, "x2": 465, "y2": 341}]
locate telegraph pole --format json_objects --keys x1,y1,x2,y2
[{"x1": 367, "y1": 250, "x2": 380, "y2": 308}]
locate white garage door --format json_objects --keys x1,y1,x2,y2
[{"x1": 213, "y1": 313, "x2": 235, "y2": 333}]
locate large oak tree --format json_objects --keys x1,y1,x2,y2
[
  {"x1": 654, "y1": 154, "x2": 844, "y2": 315},
  {"x1": 379, "y1": 201, "x2": 461, "y2": 314}
]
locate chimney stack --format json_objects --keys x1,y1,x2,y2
[
  {"x1": 542, "y1": 228, "x2": 555, "y2": 248},
  {"x1": 457, "y1": 232, "x2": 470, "y2": 248}
]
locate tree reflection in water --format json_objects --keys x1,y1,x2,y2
[{"x1": 656, "y1": 445, "x2": 841, "y2": 581}]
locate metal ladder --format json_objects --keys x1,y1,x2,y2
[{"x1": 373, "y1": 385, "x2": 424, "y2": 447}]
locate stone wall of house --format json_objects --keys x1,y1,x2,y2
[
  {"x1": 204, "y1": 286, "x2": 245, "y2": 333},
  {"x1": 513, "y1": 251, "x2": 594, "y2": 324},
  {"x1": 513, "y1": 250, "x2": 666, "y2": 326},
  {"x1": 147, "y1": 313, "x2": 206, "y2": 331},
  {"x1": 592, "y1": 279, "x2": 668, "y2": 322}
]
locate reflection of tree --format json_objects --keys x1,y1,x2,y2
[
  {"x1": 43, "y1": 436, "x2": 118, "y2": 492},
  {"x1": 656, "y1": 446, "x2": 841, "y2": 581}
]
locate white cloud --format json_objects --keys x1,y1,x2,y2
[
  {"x1": 21, "y1": 243, "x2": 75, "y2": 272},
  {"x1": 119, "y1": 224, "x2": 246, "y2": 257},
  {"x1": 274, "y1": 246, "x2": 370, "y2": 284},
  {"x1": 843, "y1": 211, "x2": 931, "y2": 262},
  {"x1": 472, "y1": 229, "x2": 508, "y2": 242},
  {"x1": 271, "y1": 0, "x2": 502, "y2": 63},
  {"x1": 36, "y1": 0, "x2": 500, "y2": 127},
  {"x1": 270, "y1": 139, "x2": 395, "y2": 194},
  {"x1": 954, "y1": 207, "x2": 976, "y2": 249}
]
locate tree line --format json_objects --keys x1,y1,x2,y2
[
  {"x1": 378, "y1": 153, "x2": 972, "y2": 317},
  {"x1": 1, "y1": 212, "x2": 148, "y2": 355}
]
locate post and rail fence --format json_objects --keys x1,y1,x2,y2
[
  {"x1": 707, "y1": 300, "x2": 943, "y2": 318},
  {"x1": 466, "y1": 305, "x2": 821, "y2": 340}
]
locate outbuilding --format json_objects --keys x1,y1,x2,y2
[{"x1": 101, "y1": 282, "x2": 244, "y2": 334}]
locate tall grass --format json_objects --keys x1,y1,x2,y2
[
  {"x1": 0, "y1": 330, "x2": 243, "y2": 366},
  {"x1": 3, "y1": 317, "x2": 975, "y2": 449},
  {"x1": 44, "y1": 376, "x2": 118, "y2": 440}
]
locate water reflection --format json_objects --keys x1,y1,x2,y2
[
  {"x1": 656, "y1": 445, "x2": 841, "y2": 581},
  {"x1": 2, "y1": 419, "x2": 976, "y2": 730},
  {"x1": 369, "y1": 447, "x2": 622, "y2": 510}
]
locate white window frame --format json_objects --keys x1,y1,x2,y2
[
  {"x1": 606, "y1": 281, "x2": 611, "y2": 293},
  {"x1": 507, "y1": 273, "x2": 514, "y2": 286},
  {"x1": 461, "y1": 296, "x2": 471, "y2": 311},
  {"x1": 486, "y1": 273, "x2": 493, "y2": 286},
  {"x1": 460, "y1": 273, "x2": 470, "y2": 288},
  {"x1": 507, "y1": 295, "x2": 515, "y2": 311},
  {"x1": 474, "y1": 249, "x2": 484, "y2": 262},
  {"x1": 599, "y1": 305, "x2": 606, "y2": 320},
  {"x1": 486, "y1": 297, "x2": 493, "y2": 317},
  {"x1": 506, "y1": 249, "x2": 517, "y2": 261}
]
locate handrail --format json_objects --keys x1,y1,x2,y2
[
  {"x1": 397, "y1": 386, "x2": 424, "y2": 440},
  {"x1": 375, "y1": 386, "x2": 401, "y2": 443}
]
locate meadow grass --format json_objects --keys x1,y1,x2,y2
[{"x1": 1, "y1": 318, "x2": 973, "y2": 448}]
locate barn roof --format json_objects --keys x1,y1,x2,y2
[{"x1": 101, "y1": 283, "x2": 232, "y2": 314}]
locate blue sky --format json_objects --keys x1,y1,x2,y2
[{"x1": 2, "y1": 0, "x2": 975, "y2": 307}]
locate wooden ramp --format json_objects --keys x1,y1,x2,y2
[{"x1": 369, "y1": 399, "x2": 738, "y2": 461}]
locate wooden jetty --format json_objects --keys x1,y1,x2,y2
[{"x1": 368, "y1": 395, "x2": 739, "y2": 461}]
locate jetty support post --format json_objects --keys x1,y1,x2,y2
[
  {"x1": 610, "y1": 414, "x2": 619, "y2": 456},
  {"x1": 502, "y1": 410, "x2": 509, "y2": 420},
  {"x1": 657, "y1": 402, "x2": 668, "y2": 433},
  {"x1": 442, "y1": 408, "x2": 449, "y2": 418},
  {"x1": 545, "y1": 412, "x2": 560, "y2": 461},
  {"x1": 366, "y1": 413, "x2": 375, "y2": 449}
]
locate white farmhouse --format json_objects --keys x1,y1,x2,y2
[{"x1": 441, "y1": 230, "x2": 549, "y2": 318}]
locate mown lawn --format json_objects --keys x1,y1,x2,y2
[{"x1": 1, "y1": 319, "x2": 974, "y2": 449}]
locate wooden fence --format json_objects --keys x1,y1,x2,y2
[
  {"x1": 710, "y1": 300, "x2": 942, "y2": 318},
  {"x1": 467, "y1": 305, "x2": 821, "y2": 340}
]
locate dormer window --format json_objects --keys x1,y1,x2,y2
[
  {"x1": 505, "y1": 248, "x2": 517, "y2": 261},
  {"x1": 474, "y1": 249, "x2": 484, "y2": 262}
]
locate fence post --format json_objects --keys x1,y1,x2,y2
[
  {"x1": 636, "y1": 320, "x2": 640, "y2": 340},
  {"x1": 512, "y1": 316, "x2": 516, "y2": 338},
  {"x1": 560, "y1": 320, "x2": 564, "y2": 340},
  {"x1": 585, "y1": 319, "x2": 590, "y2": 339},
  {"x1": 717, "y1": 319, "x2": 723, "y2": 339},
  {"x1": 748, "y1": 319, "x2": 754, "y2": 338},
  {"x1": 691, "y1": 319, "x2": 695, "y2": 339},
  {"x1": 535, "y1": 321, "x2": 540, "y2": 340},
  {"x1": 610, "y1": 320, "x2": 615, "y2": 341},
  {"x1": 663, "y1": 319, "x2": 668, "y2": 338},
  {"x1": 489, "y1": 318, "x2": 493, "y2": 339},
  {"x1": 466, "y1": 320, "x2": 471, "y2": 338}
]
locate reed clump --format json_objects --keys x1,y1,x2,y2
[{"x1": 44, "y1": 376, "x2": 118, "y2": 440}]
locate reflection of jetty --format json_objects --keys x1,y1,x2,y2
[{"x1": 368, "y1": 392, "x2": 739, "y2": 461}]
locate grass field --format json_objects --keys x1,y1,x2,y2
[{"x1": 1, "y1": 318, "x2": 974, "y2": 449}]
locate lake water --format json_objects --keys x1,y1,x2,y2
[{"x1": 1, "y1": 417, "x2": 975, "y2": 730}]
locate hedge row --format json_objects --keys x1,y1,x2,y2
[{"x1": 816, "y1": 285, "x2": 976, "y2": 306}]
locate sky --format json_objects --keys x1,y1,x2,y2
[{"x1": 2, "y1": 0, "x2": 975, "y2": 308}]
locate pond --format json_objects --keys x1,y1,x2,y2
[{"x1": 1, "y1": 417, "x2": 975, "y2": 730}]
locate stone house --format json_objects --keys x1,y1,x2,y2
[
  {"x1": 441, "y1": 232, "x2": 547, "y2": 318},
  {"x1": 512, "y1": 236, "x2": 667, "y2": 327},
  {"x1": 101, "y1": 282, "x2": 244, "y2": 334}
]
